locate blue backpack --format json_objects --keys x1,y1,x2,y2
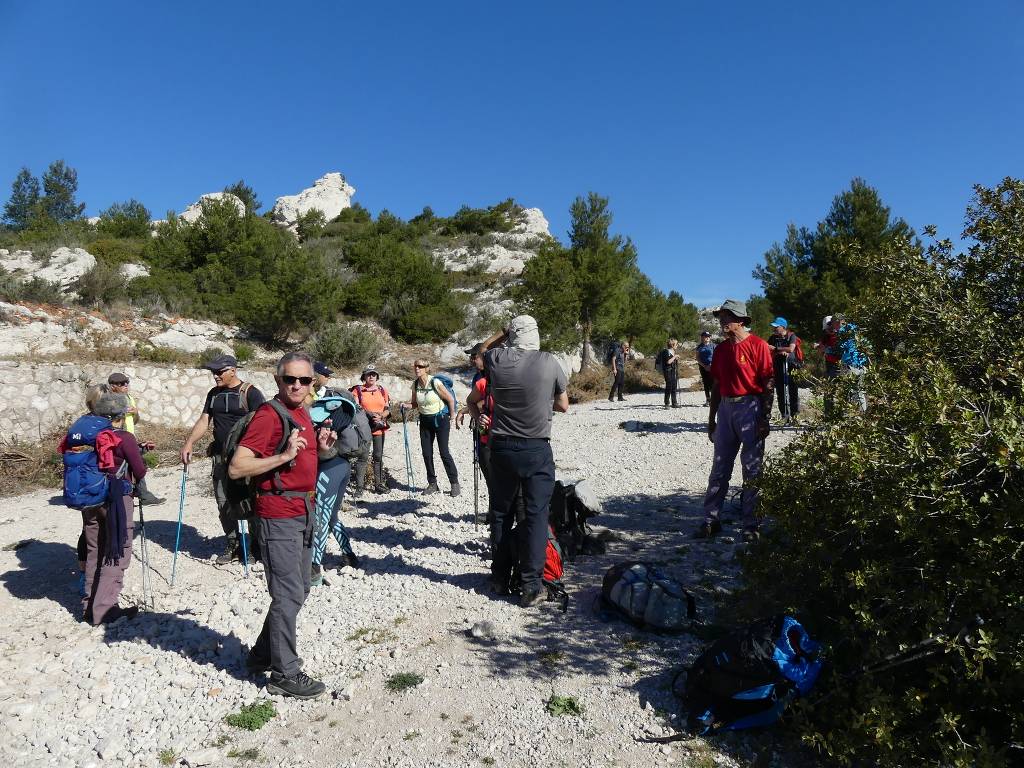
[
  {"x1": 62, "y1": 415, "x2": 116, "y2": 509},
  {"x1": 430, "y1": 374, "x2": 457, "y2": 421},
  {"x1": 680, "y1": 615, "x2": 823, "y2": 735}
]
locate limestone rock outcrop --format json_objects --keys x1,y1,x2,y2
[
  {"x1": 149, "y1": 319, "x2": 235, "y2": 354},
  {"x1": 271, "y1": 172, "x2": 355, "y2": 231},
  {"x1": 119, "y1": 263, "x2": 151, "y2": 281},
  {"x1": 0, "y1": 247, "x2": 97, "y2": 291},
  {"x1": 179, "y1": 192, "x2": 247, "y2": 224},
  {"x1": 435, "y1": 206, "x2": 550, "y2": 275}
]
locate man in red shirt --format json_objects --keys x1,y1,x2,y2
[
  {"x1": 696, "y1": 299, "x2": 775, "y2": 542},
  {"x1": 228, "y1": 351, "x2": 336, "y2": 699}
]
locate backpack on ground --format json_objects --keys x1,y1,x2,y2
[
  {"x1": 679, "y1": 615, "x2": 823, "y2": 735},
  {"x1": 62, "y1": 415, "x2": 122, "y2": 509},
  {"x1": 791, "y1": 335, "x2": 805, "y2": 369},
  {"x1": 429, "y1": 374, "x2": 457, "y2": 422},
  {"x1": 310, "y1": 390, "x2": 372, "y2": 461},
  {"x1": 549, "y1": 479, "x2": 606, "y2": 559},
  {"x1": 601, "y1": 561, "x2": 696, "y2": 632},
  {"x1": 351, "y1": 384, "x2": 390, "y2": 431},
  {"x1": 220, "y1": 399, "x2": 299, "y2": 518},
  {"x1": 507, "y1": 525, "x2": 569, "y2": 612}
]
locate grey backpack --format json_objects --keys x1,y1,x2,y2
[
  {"x1": 309, "y1": 390, "x2": 372, "y2": 461},
  {"x1": 601, "y1": 561, "x2": 696, "y2": 632}
]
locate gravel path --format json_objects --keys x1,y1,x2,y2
[{"x1": 0, "y1": 390, "x2": 794, "y2": 767}]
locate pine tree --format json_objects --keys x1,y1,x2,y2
[
  {"x1": 2, "y1": 168, "x2": 41, "y2": 230},
  {"x1": 40, "y1": 160, "x2": 85, "y2": 222}
]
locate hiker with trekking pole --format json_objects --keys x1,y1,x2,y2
[
  {"x1": 768, "y1": 318, "x2": 801, "y2": 424},
  {"x1": 456, "y1": 343, "x2": 491, "y2": 529},
  {"x1": 61, "y1": 391, "x2": 151, "y2": 624},
  {"x1": 401, "y1": 359, "x2": 460, "y2": 497},
  {"x1": 180, "y1": 354, "x2": 265, "y2": 566}
]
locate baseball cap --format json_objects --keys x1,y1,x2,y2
[
  {"x1": 314, "y1": 361, "x2": 334, "y2": 377},
  {"x1": 202, "y1": 354, "x2": 238, "y2": 372},
  {"x1": 771, "y1": 317, "x2": 788, "y2": 328},
  {"x1": 107, "y1": 372, "x2": 129, "y2": 385},
  {"x1": 700, "y1": 330, "x2": 711, "y2": 337}
]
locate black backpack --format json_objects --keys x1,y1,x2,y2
[
  {"x1": 220, "y1": 399, "x2": 301, "y2": 519},
  {"x1": 549, "y1": 480, "x2": 605, "y2": 559},
  {"x1": 679, "y1": 615, "x2": 823, "y2": 735},
  {"x1": 604, "y1": 341, "x2": 621, "y2": 366}
]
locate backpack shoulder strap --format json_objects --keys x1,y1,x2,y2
[{"x1": 238, "y1": 382, "x2": 253, "y2": 414}]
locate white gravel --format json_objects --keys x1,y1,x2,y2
[{"x1": 0, "y1": 390, "x2": 795, "y2": 767}]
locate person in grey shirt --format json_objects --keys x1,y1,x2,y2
[{"x1": 468, "y1": 315, "x2": 569, "y2": 607}]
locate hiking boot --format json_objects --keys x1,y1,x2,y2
[
  {"x1": 422, "y1": 483, "x2": 440, "y2": 495},
  {"x1": 215, "y1": 538, "x2": 240, "y2": 565},
  {"x1": 519, "y1": 588, "x2": 546, "y2": 608},
  {"x1": 742, "y1": 527, "x2": 761, "y2": 544},
  {"x1": 266, "y1": 671, "x2": 326, "y2": 700},
  {"x1": 310, "y1": 563, "x2": 323, "y2": 587},
  {"x1": 374, "y1": 482, "x2": 390, "y2": 494},
  {"x1": 101, "y1": 605, "x2": 139, "y2": 623},
  {"x1": 450, "y1": 483, "x2": 461, "y2": 498},
  {"x1": 137, "y1": 489, "x2": 166, "y2": 505},
  {"x1": 490, "y1": 578, "x2": 510, "y2": 596},
  {"x1": 692, "y1": 519, "x2": 723, "y2": 539},
  {"x1": 352, "y1": 486, "x2": 364, "y2": 500},
  {"x1": 341, "y1": 552, "x2": 361, "y2": 569}
]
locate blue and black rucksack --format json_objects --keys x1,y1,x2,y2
[
  {"x1": 429, "y1": 374, "x2": 457, "y2": 423},
  {"x1": 62, "y1": 414, "x2": 116, "y2": 509},
  {"x1": 679, "y1": 615, "x2": 823, "y2": 735}
]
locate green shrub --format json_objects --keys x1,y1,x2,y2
[
  {"x1": 0, "y1": 270, "x2": 65, "y2": 304},
  {"x1": 224, "y1": 700, "x2": 276, "y2": 730},
  {"x1": 310, "y1": 321, "x2": 382, "y2": 368},
  {"x1": 741, "y1": 178, "x2": 1024, "y2": 767},
  {"x1": 196, "y1": 346, "x2": 228, "y2": 369},
  {"x1": 96, "y1": 200, "x2": 151, "y2": 238},
  {"x1": 296, "y1": 208, "x2": 327, "y2": 243},
  {"x1": 385, "y1": 672, "x2": 423, "y2": 692},
  {"x1": 75, "y1": 262, "x2": 126, "y2": 306},
  {"x1": 233, "y1": 341, "x2": 255, "y2": 364},
  {"x1": 89, "y1": 237, "x2": 146, "y2": 266},
  {"x1": 545, "y1": 694, "x2": 584, "y2": 717}
]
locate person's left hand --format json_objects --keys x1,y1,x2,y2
[
  {"x1": 317, "y1": 429, "x2": 337, "y2": 451},
  {"x1": 142, "y1": 441, "x2": 156, "y2": 451},
  {"x1": 757, "y1": 417, "x2": 771, "y2": 440}
]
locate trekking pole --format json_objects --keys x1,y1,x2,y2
[
  {"x1": 401, "y1": 405, "x2": 417, "y2": 495},
  {"x1": 472, "y1": 434, "x2": 480, "y2": 529},
  {"x1": 782, "y1": 357, "x2": 792, "y2": 425},
  {"x1": 171, "y1": 464, "x2": 187, "y2": 587},
  {"x1": 238, "y1": 518, "x2": 250, "y2": 578},
  {"x1": 137, "y1": 497, "x2": 155, "y2": 611}
]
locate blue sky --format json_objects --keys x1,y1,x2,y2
[{"x1": 2, "y1": 1, "x2": 1022, "y2": 308}]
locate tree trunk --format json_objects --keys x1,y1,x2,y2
[{"x1": 581, "y1": 322, "x2": 592, "y2": 368}]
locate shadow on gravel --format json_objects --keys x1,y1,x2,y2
[
  {"x1": 618, "y1": 421, "x2": 710, "y2": 434},
  {"x1": 0, "y1": 539, "x2": 81, "y2": 617},
  {"x1": 145, "y1": 519, "x2": 220, "y2": 560},
  {"x1": 101, "y1": 609, "x2": 249, "y2": 683}
]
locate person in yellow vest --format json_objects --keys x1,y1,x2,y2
[{"x1": 107, "y1": 372, "x2": 165, "y2": 505}]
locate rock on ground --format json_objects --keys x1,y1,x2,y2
[{"x1": 0, "y1": 391, "x2": 796, "y2": 767}]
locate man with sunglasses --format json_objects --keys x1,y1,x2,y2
[
  {"x1": 229, "y1": 351, "x2": 337, "y2": 700},
  {"x1": 180, "y1": 354, "x2": 265, "y2": 564}
]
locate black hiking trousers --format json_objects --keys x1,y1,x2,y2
[
  {"x1": 663, "y1": 366, "x2": 678, "y2": 407},
  {"x1": 418, "y1": 415, "x2": 458, "y2": 486},
  {"x1": 608, "y1": 369, "x2": 625, "y2": 401}
]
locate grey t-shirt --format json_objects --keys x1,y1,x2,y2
[{"x1": 483, "y1": 347, "x2": 567, "y2": 439}]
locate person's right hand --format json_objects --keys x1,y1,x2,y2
[
  {"x1": 707, "y1": 420, "x2": 716, "y2": 442},
  {"x1": 180, "y1": 444, "x2": 192, "y2": 465},
  {"x1": 479, "y1": 413, "x2": 491, "y2": 430},
  {"x1": 282, "y1": 429, "x2": 308, "y2": 462}
]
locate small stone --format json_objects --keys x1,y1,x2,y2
[
  {"x1": 469, "y1": 621, "x2": 499, "y2": 640},
  {"x1": 186, "y1": 747, "x2": 220, "y2": 766},
  {"x1": 660, "y1": 744, "x2": 672, "y2": 755}
]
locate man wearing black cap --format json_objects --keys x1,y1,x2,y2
[
  {"x1": 108, "y1": 371, "x2": 165, "y2": 505},
  {"x1": 180, "y1": 354, "x2": 265, "y2": 564},
  {"x1": 311, "y1": 361, "x2": 334, "y2": 401}
]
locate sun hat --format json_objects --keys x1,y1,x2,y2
[
  {"x1": 713, "y1": 299, "x2": 752, "y2": 325},
  {"x1": 360, "y1": 365, "x2": 379, "y2": 381}
]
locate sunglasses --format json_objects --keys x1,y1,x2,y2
[
  {"x1": 414, "y1": 364, "x2": 427, "y2": 369},
  {"x1": 282, "y1": 375, "x2": 314, "y2": 386},
  {"x1": 212, "y1": 369, "x2": 230, "y2": 376}
]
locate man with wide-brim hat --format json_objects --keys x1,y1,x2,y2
[{"x1": 696, "y1": 299, "x2": 775, "y2": 543}]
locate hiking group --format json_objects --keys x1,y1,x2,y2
[{"x1": 59, "y1": 301, "x2": 863, "y2": 700}]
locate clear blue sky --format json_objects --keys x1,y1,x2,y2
[{"x1": 2, "y1": 1, "x2": 1022, "y2": 308}]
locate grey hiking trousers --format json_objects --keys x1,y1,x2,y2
[
  {"x1": 250, "y1": 512, "x2": 313, "y2": 678},
  {"x1": 703, "y1": 396, "x2": 765, "y2": 529}
]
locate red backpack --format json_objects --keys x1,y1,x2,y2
[{"x1": 792, "y1": 335, "x2": 805, "y2": 369}]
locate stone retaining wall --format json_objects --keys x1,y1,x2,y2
[{"x1": 0, "y1": 361, "x2": 469, "y2": 443}]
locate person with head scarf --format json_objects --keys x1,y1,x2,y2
[{"x1": 469, "y1": 315, "x2": 569, "y2": 608}]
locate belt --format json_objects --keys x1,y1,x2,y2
[{"x1": 723, "y1": 395, "x2": 757, "y2": 403}]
